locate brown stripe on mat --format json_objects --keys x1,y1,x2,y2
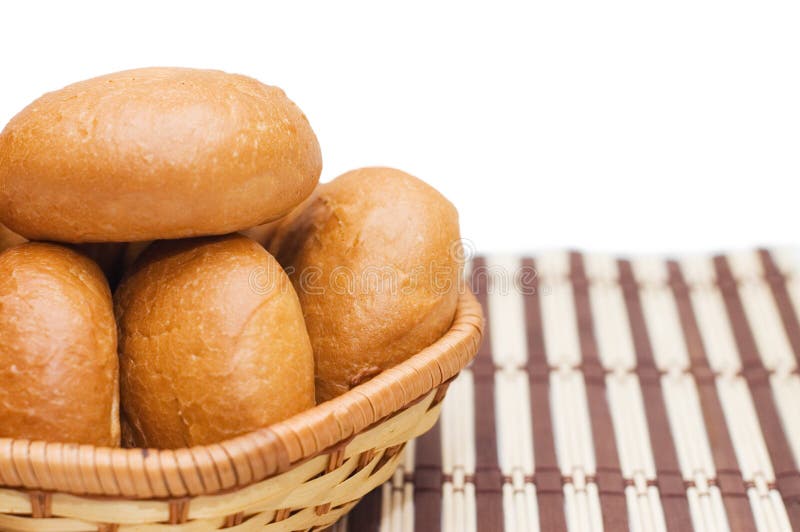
[
  {"x1": 569, "y1": 253, "x2": 630, "y2": 532},
  {"x1": 617, "y1": 259, "x2": 693, "y2": 532},
  {"x1": 667, "y1": 261, "x2": 757, "y2": 532},
  {"x1": 714, "y1": 256, "x2": 800, "y2": 530},
  {"x1": 520, "y1": 258, "x2": 568, "y2": 532},
  {"x1": 414, "y1": 419, "x2": 442, "y2": 532},
  {"x1": 469, "y1": 256, "x2": 505, "y2": 532},
  {"x1": 759, "y1": 249, "x2": 800, "y2": 367},
  {"x1": 347, "y1": 485, "x2": 382, "y2": 532}
]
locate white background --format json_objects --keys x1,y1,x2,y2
[{"x1": 1, "y1": 1, "x2": 798, "y2": 255}]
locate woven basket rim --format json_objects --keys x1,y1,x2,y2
[{"x1": 0, "y1": 290, "x2": 483, "y2": 498}]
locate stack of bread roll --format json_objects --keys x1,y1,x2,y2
[{"x1": 0, "y1": 68, "x2": 462, "y2": 449}]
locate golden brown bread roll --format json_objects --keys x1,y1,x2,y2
[
  {"x1": 0, "y1": 67, "x2": 322, "y2": 243},
  {"x1": 0, "y1": 223, "x2": 26, "y2": 252},
  {"x1": 0, "y1": 243, "x2": 120, "y2": 445},
  {"x1": 115, "y1": 234, "x2": 315, "y2": 448},
  {"x1": 270, "y1": 167, "x2": 463, "y2": 402}
]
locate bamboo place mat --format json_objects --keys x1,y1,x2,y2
[{"x1": 333, "y1": 249, "x2": 800, "y2": 532}]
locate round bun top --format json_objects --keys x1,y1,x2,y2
[
  {"x1": 269, "y1": 167, "x2": 463, "y2": 401},
  {"x1": 0, "y1": 242, "x2": 119, "y2": 446},
  {"x1": 0, "y1": 67, "x2": 322, "y2": 243},
  {"x1": 115, "y1": 234, "x2": 315, "y2": 448}
]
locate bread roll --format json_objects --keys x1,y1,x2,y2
[
  {"x1": 0, "y1": 223, "x2": 26, "y2": 252},
  {"x1": 116, "y1": 234, "x2": 315, "y2": 448},
  {"x1": 0, "y1": 243, "x2": 119, "y2": 445},
  {"x1": 270, "y1": 167, "x2": 463, "y2": 402},
  {"x1": 0, "y1": 67, "x2": 322, "y2": 243}
]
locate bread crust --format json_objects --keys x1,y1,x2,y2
[
  {"x1": 0, "y1": 67, "x2": 322, "y2": 243},
  {"x1": 269, "y1": 167, "x2": 463, "y2": 402},
  {"x1": 115, "y1": 234, "x2": 315, "y2": 448},
  {"x1": 0, "y1": 243, "x2": 120, "y2": 445}
]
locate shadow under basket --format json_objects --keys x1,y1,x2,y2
[{"x1": 0, "y1": 291, "x2": 483, "y2": 531}]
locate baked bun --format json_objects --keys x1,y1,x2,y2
[
  {"x1": 270, "y1": 167, "x2": 463, "y2": 402},
  {"x1": 0, "y1": 67, "x2": 322, "y2": 243},
  {"x1": 0, "y1": 243, "x2": 119, "y2": 445},
  {"x1": 0, "y1": 223, "x2": 26, "y2": 252},
  {"x1": 115, "y1": 234, "x2": 315, "y2": 448}
]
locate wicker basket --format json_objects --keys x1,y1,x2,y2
[{"x1": 0, "y1": 291, "x2": 483, "y2": 531}]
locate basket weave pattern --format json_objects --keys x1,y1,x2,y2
[{"x1": 0, "y1": 292, "x2": 483, "y2": 531}]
